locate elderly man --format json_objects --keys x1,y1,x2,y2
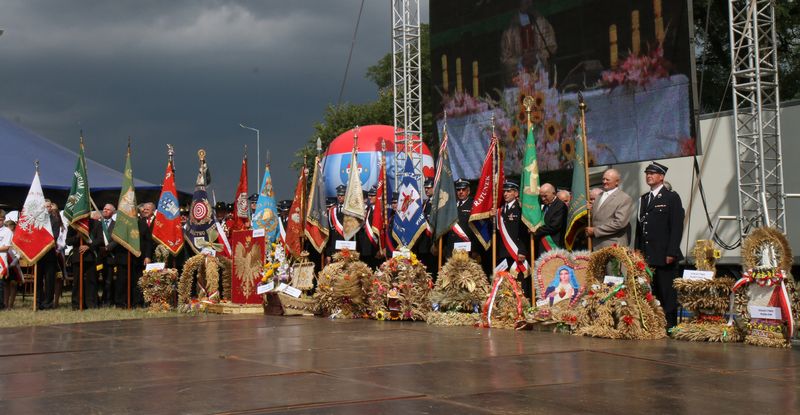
[
  {"x1": 533, "y1": 183, "x2": 566, "y2": 257},
  {"x1": 557, "y1": 190, "x2": 571, "y2": 205},
  {"x1": 588, "y1": 187, "x2": 603, "y2": 210},
  {"x1": 635, "y1": 162, "x2": 685, "y2": 330},
  {"x1": 586, "y1": 169, "x2": 633, "y2": 249}
]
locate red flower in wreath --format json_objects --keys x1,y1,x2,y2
[
  {"x1": 622, "y1": 315, "x2": 634, "y2": 326},
  {"x1": 646, "y1": 292, "x2": 654, "y2": 302},
  {"x1": 588, "y1": 290, "x2": 595, "y2": 296},
  {"x1": 615, "y1": 289, "x2": 626, "y2": 299},
  {"x1": 637, "y1": 261, "x2": 646, "y2": 271}
]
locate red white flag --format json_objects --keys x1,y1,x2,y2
[
  {"x1": 285, "y1": 166, "x2": 307, "y2": 257},
  {"x1": 370, "y1": 159, "x2": 386, "y2": 250},
  {"x1": 468, "y1": 134, "x2": 504, "y2": 249},
  {"x1": 152, "y1": 160, "x2": 184, "y2": 255},
  {"x1": 12, "y1": 171, "x2": 55, "y2": 263},
  {"x1": 231, "y1": 154, "x2": 249, "y2": 232}
]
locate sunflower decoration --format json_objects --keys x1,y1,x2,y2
[
  {"x1": 508, "y1": 125, "x2": 521, "y2": 143},
  {"x1": 544, "y1": 119, "x2": 561, "y2": 142},
  {"x1": 516, "y1": 109, "x2": 527, "y2": 124},
  {"x1": 587, "y1": 151, "x2": 597, "y2": 167},
  {"x1": 531, "y1": 109, "x2": 544, "y2": 125},
  {"x1": 532, "y1": 91, "x2": 546, "y2": 111},
  {"x1": 561, "y1": 138, "x2": 576, "y2": 160}
]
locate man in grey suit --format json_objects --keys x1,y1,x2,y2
[{"x1": 585, "y1": 169, "x2": 633, "y2": 249}]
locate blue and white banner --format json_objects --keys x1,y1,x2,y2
[{"x1": 391, "y1": 157, "x2": 426, "y2": 249}]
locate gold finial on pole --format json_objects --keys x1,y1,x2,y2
[
  {"x1": 523, "y1": 95, "x2": 534, "y2": 130},
  {"x1": 197, "y1": 148, "x2": 206, "y2": 162}
]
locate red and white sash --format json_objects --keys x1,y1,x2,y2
[
  {"x1": 497, "y1": 206, "x2": 528, "y2": 274},
  {"x1": 451, "y1": 223, "x2": 470, "y2": 242},
  {"x1": 364, "y1": 207, "x2": 378, "y2": 246},
  {"x1": 329, "y1": 206, "x2": 344, "y2": 237}
]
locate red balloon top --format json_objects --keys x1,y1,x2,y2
[{"x1": 325, "y1": 125, "x2": 431, "y2": 155}]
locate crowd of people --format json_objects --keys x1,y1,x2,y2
[{"x1": 0, "y1": 161, "x2": 685, "y2": 329}]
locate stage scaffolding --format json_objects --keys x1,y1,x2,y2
[
  {"x1": 728, "y1": 0, "x2": 786, "y2": 236},
  {"x1": 392, "y1": 0, "x2": 424, "y2": 190}
]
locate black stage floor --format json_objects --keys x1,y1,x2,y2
[{"x1": 1, "y1": 315, "x2": 799, "y2": 414}]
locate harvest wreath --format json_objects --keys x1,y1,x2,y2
[
  {"x1": 177, "y1": 253, "x2": 232, "y2": 313},
  {"x1": 575, "y1": 245, "x2": 667, "y2": 340}
]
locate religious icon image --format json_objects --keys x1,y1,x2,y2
[{"x1": 543, "y1": 265, "x2": 580, "y2": 306}]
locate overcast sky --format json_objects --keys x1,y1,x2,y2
[{"x1": 0, "y1": 0, "x2": 429, "y2": 201}]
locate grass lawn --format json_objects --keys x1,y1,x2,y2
[{"x1": 0, "y1": 294, "x2": 183, "y2": 328}]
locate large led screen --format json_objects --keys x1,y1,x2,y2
[{"x1": 431, "y1": 0, "x2": 698, "y2": 178}]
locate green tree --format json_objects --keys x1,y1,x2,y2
[
  {"x1": 693, "y1": 1, "x2": 800, "y2": 114},
  {"x1": 295, "y1": 24, "x2": 434, "y2": 167}
]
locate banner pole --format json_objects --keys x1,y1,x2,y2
[
  {"x1": 79, "y1": 238, "x2": 84, "y2": 311},
  {"x1": 491, "y1": 115, "x2": 497, "y2": 273},
  {"x1": 578, "y1": 93, "x2": 593, "y2": 251},
  {"x1": 33, "y1": 263, "x2": 38, "y2": 311},
  {"x1": 127, "y1": 252, "x2": 131, "y2": 309}
]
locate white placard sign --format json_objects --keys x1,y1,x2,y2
[
  {"x1": 145, "y1": 262, "x2": 165, "y2": 271},
  {"x1": 536, "y1": 299, "x2": 549, "y2": 308},
  {"x1": 748, "y1": 306, "x2": 782, "y2": 320},
  {"x1": 392, "y1": 250, "x2": 411, "y2": 259},
  {"x1": 335, "y1": 240, "x2": 357, "y2": 251},
  {"x1": 454, "y1": 242, "x2": 472, "y2": 252},
  {"x1": 682, "y1": 270, "x2": 714, "y2": 281},
  {"x1": 282, "y1": 285, "x2": 302, "y2": 298},
  {"x1": 494, "y1": 260, "x2": 509, "y2": 273},
  {"x1": 603, "y1": 275, "x2": 625, "y2": 286},
  {"x1": 252, "y1": 228, "x2": 265, "y2": 237},
  {"x1": 257, "y1": 281, "x2": 274, "y2": 295}
]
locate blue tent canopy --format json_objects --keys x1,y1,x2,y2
[{"x1": 0, "y1": 116, "x2": 159, "y2": 190}]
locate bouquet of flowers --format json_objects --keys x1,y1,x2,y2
[{"x1": 139, "y1": 268, "x2": 179, "y2": 312}]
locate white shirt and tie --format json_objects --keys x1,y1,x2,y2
[{"x1": 596, "y1": 187, "x2": 618, "y2": 210}]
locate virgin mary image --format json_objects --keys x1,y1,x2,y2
[{"x1": 543, "y1": 265, "x2": 580, "y2": 306}]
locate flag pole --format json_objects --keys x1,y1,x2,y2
[
  {"x1": 524, "y1": 96, "x2": 536, "y2": 301},
  {"x1": 33, "y1": 159, "x2": 40, "y2": 312},
  {"x1": 438, "y1": 112, "x2": 448, "y2": 273},
  {"x1": 380, "y1": 139, "x2": 388, "y2": 258},
  {"x1": 79, "y1": 136, "x2": 85, "y2": 311},
  {"x1": 33, "y1": 264, "x2": 38, "y2": 311},
  {"x1": 490, "y1": 114, "x2": 497, "y2": 275},
  {"x1": 578, "y1": 92, "x2": 593, "y2": 251},
  {"x1": 300, "y1": 155, "x2": 307, "y2": 257}
]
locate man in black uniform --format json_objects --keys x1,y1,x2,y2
[
  {"x1": 325, "y1": 185, "x2": 347, "y2": 262},
  {"x1": 415, "y1": 178, "x2": 437, "y2": 277},
  {"x1": 444, "y1": 179, "x2": 479, "y2": 262},
  {"x1": 635, "y1": 162, "x2": 684, "y2": 330},
  {"x1": 533, "y1": 183, "x2": 566, "y2": 258},
  {"x1": 497, "y1": 181, "x2": 530, "y2": 296},
  {"x1": 358, "y1": 187, "x2": 381, "y2": 268},
  {"x1": 66, "y1": 219, "x2": 103, "y2": 309}
]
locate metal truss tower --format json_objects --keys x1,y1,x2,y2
[
  {"x1": 728, "y1": 0, "x2": 786, "y2": 235},
  {"x1": 392, "y1": 0, "x2": 424, "y2": 190}
]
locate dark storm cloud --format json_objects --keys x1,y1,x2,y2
[{"x1": 0, "y1": 0, "x2": 429, "y2": 200}]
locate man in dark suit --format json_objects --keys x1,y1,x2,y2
[
  {"x1": 102, "y1": 204, "x2": 152, "y2": 308},
  {"x1": 497, "y1": 181, "x2": 530, "y2": 295},
  {"x1": 533, "y1": 183, "x2": 566, "y2": 257},
  {"x1": 414, "y1": 178, "x2": 436, "y2": 276},
  {"x1": 66, "y1": 219, "x2": 103, "y2": 309},
  {"x1": 36, "y1": 201, "x2": 63, "y2": 310},
  {"x1": 325, "y1": 185, "x2": 347, "y2": 261},
  {"x1": 358, "y1": 187, "x2": 380, "y2": 268},
  {"x1": 444, "y1": 179, "x2": 480, "y2": 263},
  {"x1": 635, "y1": 162, "x2": 684, "y2": 330}
]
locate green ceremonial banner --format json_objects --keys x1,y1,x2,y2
[
  {"x1": 111, "y1": 146, "x2": 141, "y2": 257},
  {"x1": 429, "y1": 126, "x2": 458, "y2": 241},
  {"x1": 520, "y1": 124, "x2": 543, "y2": 231},
  {"x1": 564, "y1": 123, "x2": 588, "y2": 250},
  {"x1": 63, "y1": 139, "x2": 91, "y2": 237}
]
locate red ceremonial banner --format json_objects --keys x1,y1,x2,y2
[
  {"x1": 231, "y1": 230, "x2": 265, "y2": 304},
  {"x1": 153, "y1": 160, "x2": 184, "y2": 255}
]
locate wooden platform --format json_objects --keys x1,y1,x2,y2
[{"x1": 205, "y1": 302, "x2": 263, "y2": 315}]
